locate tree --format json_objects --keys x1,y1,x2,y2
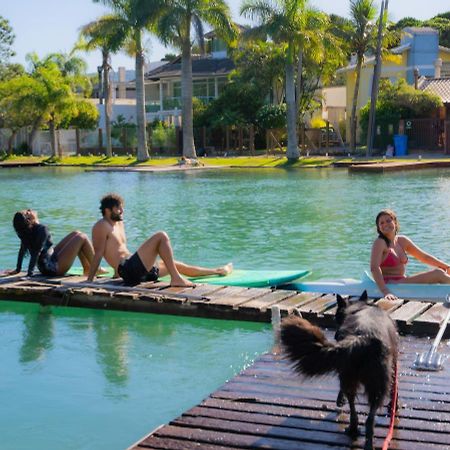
[
  {"x1": 156, "y1": 0, "x2": 237, "y2": 158},
  {"x1": 232, "y1": 41, "x2": 285, "y2": 104},
  {"x1": 80, "y1": 15, "x2": 127, "y2": 157},
  {"x1": 0, "y1": 58, "x2": 98, "y2": 156},
  {"x1": 93, "y1": 0, "x2": 167, "y2": 161},
  {"x1": 0, "y1": 16, "x2": 15, "y2": 63},
  {"x1": 241, "y1": 0, "x2": 333, "y2": 160},
  {"x1": 26, "y1": 52, "x2": 92, "y2": 151},
  {"x1": 423, "y1": 17, "x2": 450, "y2": 49},
  {"x1": 0, "y1": 63, "x2": 24, "y2": 82},
  {"x1": 0, "y1": 75, "x2": 40, "y2": 154},
  {"x1": 345, "y1": 0, "x2": 378, "y2": 151}
]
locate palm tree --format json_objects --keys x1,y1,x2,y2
[
  {"x1": 79, "y1": 15, "x2": 126, "y2": 157},
  {"x1": 241, "y1": 0, "x2": 326, "y2": 160},
  {"x1": 93, "y1": 0, "x2": 166, "y2": 161},
  {"x1": 346, "y1": 0, "x2": 377, "y2": 152},
  {"x1": 156, "y1": 0, "x2": 237, "y2": 158}
]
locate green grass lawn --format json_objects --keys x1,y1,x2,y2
[{"x1": 1, "y1": 153, "x2": 448, "y2": 168}]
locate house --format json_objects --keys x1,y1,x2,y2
[
  {"x1": 143, "y1": 30, "x2": 237, "y2": 122},
  {"x1": 337, "y1": 27, "x2": 450, "y2": 143}
]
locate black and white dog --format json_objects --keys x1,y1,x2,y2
[{"x1": 280, "y1": 291, "x2": 398, "y2": 450}]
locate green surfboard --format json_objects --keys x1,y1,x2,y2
[
  {"x1": 163, "y1": 269, "x2": 310, "y2": 288},
  {"x1": 67, "y1": 267, "x2": 310, "y2": 288}
]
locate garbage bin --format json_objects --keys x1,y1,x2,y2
[{"x1": 393, "y1": 135, "x2": 408, "y2": 156}]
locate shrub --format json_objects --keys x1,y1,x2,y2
[
  {"x1": 360, "y1": 79, "x2": 442, "y2": 149},
  {"x1": 256, "y1": 104, "x2": 287, "y2": 130}
]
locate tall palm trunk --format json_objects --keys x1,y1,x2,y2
[
  {"x1": 349, "y1": 55, "x2": 363, "y2": 152},
  {"x1": 135, "y1": 30, "x2": 149, "y2": 161},
  {"x1": 103, "y1": 50, "x2": 112, "y2": 158},
  {"x1": 285, "y1": 46, "x2": 299, "y2": 160},
  {"x1": 181, "y1": 40, "x2": 196, "y2": 158},
  {"x1": 8, "y1": 130, "x2": 17, "y2": 155},
  {"x1": 296, "y1": 50, "x2": 303, "y2": 115},
  {"x1": 29, "y1": 115, "x2": 44, "y2": 153},
  {"x1": 49, "y1": 118, "x2": 57, "y2": 158}
]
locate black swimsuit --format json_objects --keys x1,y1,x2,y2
[
  {"x1": 117, "y1": 252, "x2": 159, "y2": 286},
  {"x1": 16, "y1": 224, "x2": 58, "y2": 276}
]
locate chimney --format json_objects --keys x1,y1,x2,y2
[
  {"x1": 118, "y1": 66, "x2": 126, "y2": 99},
  {"x1": 434, "y1": 58, "x2": 442, "y2": 78},
  {"x1": 413, "y1": 67, "x2": 419, "y2": 89}
]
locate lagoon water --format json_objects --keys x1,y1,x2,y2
[{"x1": 0, "y1": 166, "x2": 449, "y2": 449}]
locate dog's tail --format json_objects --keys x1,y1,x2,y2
[
  {"x1": 280, "y1": 316, "x2": 341, "y2": 376},
  {"x1": 281, "y1": 316, "x2": 384, "y2": 377}
]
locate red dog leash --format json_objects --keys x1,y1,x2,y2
[{"x1": 382, "y1": 361, "x2": 398, "y2": 450}]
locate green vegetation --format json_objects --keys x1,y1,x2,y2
[
  {"x1": 360, "y1": 79, "x2": 443, "y2": 149},
  {"x1": 155, "y1": 0, "x2": 237, "y2": 159},
  {"x1": 0, "y1": 16, "x2": 14, "y2": 63}
]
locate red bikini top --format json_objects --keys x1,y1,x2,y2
[{"x1": 380, "y1": 247, "x2": 408, "y2": 268}]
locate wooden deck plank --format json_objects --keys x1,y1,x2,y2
[
  {"x1": 130, "y1": 333, "x2": 450, "y2": 450},
  {"x1": 297, "y1": 294, "x2": 337, "y2": 316},
  {"x1": 375, "y1": 297, "x2": 405, "y2": 313},
  {"x1": 277, "y1": 292, "x2": 323, "y2": 314},
  {"x1": 238, "y1": 290, "x2": 298, "y2": 311},
  {"x1": 390, "y1": 301, "x2": 432, "y2": 333},
  {"x1": 412, "y1": 303, "x2": 450, "y2": 336},
  {"x1": 145, "y1": 424, "x2": 352, "y2": 450}
]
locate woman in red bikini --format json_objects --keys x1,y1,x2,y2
[{"x1": 371, "y1": 209, "x2": 450, "y2": 300}]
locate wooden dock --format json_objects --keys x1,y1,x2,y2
[
  {"x1": 1, "y1": 273, "x2": 450, "y2": 336},
  {"x1": 129, "y1": 337, "x2": 450, "y2": 450},
  {"x1": 348, "y1": 160, "x2": 450, "y2": 173},
  {"x1": 2, "y1": 273, "x2": 450, "y2": 449}
]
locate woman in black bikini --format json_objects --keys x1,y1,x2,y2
[{"x1": 7, "y1": 209, "x2": 102, "y2": 277}]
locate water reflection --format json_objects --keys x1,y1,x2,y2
[{"x1": 20, "y1": 305, "x2": 54, "y2": 364}]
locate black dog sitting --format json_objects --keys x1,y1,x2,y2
[{"x1": 280, "y1": 291, "x2": 398, "y2": 450}]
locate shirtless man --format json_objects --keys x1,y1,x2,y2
[{"x1": 87, "y1": 193, "x2": 232, "y2": 287}]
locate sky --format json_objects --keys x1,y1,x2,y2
[{"x1": 2, "y1": 0, "x2": 448, "y2": 74}]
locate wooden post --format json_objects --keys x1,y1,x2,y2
[{"x1": 75, "y1": 129, "x2": 80, "y2": 155}]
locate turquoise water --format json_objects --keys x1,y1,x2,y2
[
  {"x1": 1, "y1": 167, "x2": 449, "y2": 278},
  {"x1": 0, "y1": 301, "x2": 271, "y2": 450},
  {"x1": 0, "y1": 166, "x2": 450, "y2": 449}
]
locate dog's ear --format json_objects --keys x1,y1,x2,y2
[
  {"x1": 336, "y1": 294, "x2": 349, "y2": 309},
  {"x1": 359, "y1": 290, "x2": 368, "y2": 303}
]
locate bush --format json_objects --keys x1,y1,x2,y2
[
  {"x1": 256, "y1": 104, "x2": 286, "y2": 129},
  {"x1": 310, "y1": 117, "x2": 326, "y2": 129},
  {"x1": 360, "y1": 79, "x2": 442, "y2": 149}
]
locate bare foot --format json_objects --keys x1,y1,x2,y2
[
  {"x1": 170, "y1": 276, "x2": 195, "y2": 288},
  {"x1": 83, "y1": 267, "x2": 109, "y2": 276},
  {"x1": 216, "y1": 262, "x2": 233, "y2": 276}
]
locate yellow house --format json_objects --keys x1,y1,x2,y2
[{"x1": 338, "y1": 27, "x2": 450, "y2": 143}]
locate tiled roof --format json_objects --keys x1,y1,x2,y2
[
  {"x1": 145, "y1": 56, "x2": 234, "y2": 80},
  {"x1": 419, "y1": 78, "x2": 450, "y2": 103}
]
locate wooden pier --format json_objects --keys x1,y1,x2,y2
[
  {"x1": 0, "y1": 273, "x2": 450, "y2": 335},
  {"x1": 2, "y1": 273, "x2": 450, "y2": 449},
  {"x1": 348, "y1": 160, "x2": 450, "y2": 173},
  {"x1": 129, "y1": 338, "x2": 450, "y2": 450}
]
